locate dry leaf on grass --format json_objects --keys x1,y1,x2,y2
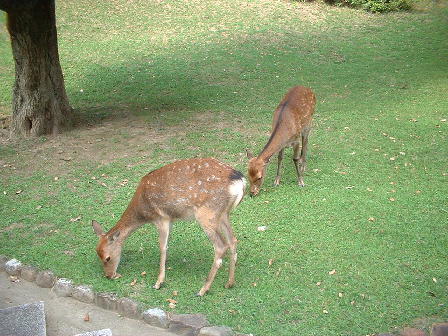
[
  {"x1": 70, "y1": 215, "x2": 82, "y2": 222},
  {"x1": 329, "y1": 269, "x2": 337, "y2": 275}
]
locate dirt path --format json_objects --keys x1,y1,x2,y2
[{"x1": 0, "y1": 272, "x2": 176, "y2": 336}]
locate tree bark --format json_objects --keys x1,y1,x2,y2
[{"x1": 1, "y1": 0, "x2": 73, "y2": 137}]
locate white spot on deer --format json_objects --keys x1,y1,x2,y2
[
  {"x1": 228, "y1": 177, "x2": 246, "y2": 208},
  {"x1": 204, "y1": 162, "x2": 209, "y2": 168},
  {"x1": 188, "y1": 186, "x2": 193, "y2": 190},
  {"x1": 198, "y1": 180, "x2": 202, "y2": 186}
]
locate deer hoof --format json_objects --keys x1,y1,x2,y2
[
  {"x1": 152, "y1": 283, "x2": 162, "y2": 290},
  {"x1": 196, "y1": 288, "x2": 207, "y2": 296},
  {"x1": 224, "y1": 281, "x2": 234, "y2": 289}
]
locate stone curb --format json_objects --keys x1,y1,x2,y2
[{"x1": 0, "y1": 255, "x2": 247, "y2": 336}]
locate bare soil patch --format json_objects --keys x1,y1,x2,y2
[{"x1": 0, "y1": 110, "x2": 255, "y2": 179}]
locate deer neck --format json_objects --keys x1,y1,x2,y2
[
  {"x1": 108, "y1": 207, "x2": 143, "y2": 242},
  {"x1": 258, "y1": 122, "x2": 290, "y2": 163}
]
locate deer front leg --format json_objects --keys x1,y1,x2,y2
[
  {"x1": 274, "y1": 148, "x2": 284, "y2": 186},
  {"x1": 153, "y1": 219, "x2": 170, "y2": 290}
]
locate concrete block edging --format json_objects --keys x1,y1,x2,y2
[{"x1": 0, "y1": 255, "x2": 245, "y2": 336}]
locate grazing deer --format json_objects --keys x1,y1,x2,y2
[
  {"x1": 92, "y1": 158, "x2": 246, "y2": 296},
  {"x1": 247, "y1": 86, "x2": 316, "y2": 196}
]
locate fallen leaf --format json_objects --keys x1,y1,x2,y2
[
  {"x1": 257, "y1": 226, "x2": 267, "y2": 232},
  {"x1": 169, "y1": 302, "x2": 176, "y2": 309},
  {"x1": 323, "y1": 310, "x2": 329, "y2": 314},
  {"x1": 368, "y1": 217, "x2": 375, "y2": 222},
  {"x1": 316, "y1": 282, "x2": 321, "y2": 286},
  {"x1": 268, "y1": 259, "x2": 274, "y2": 266},
  {"x1": 166, "y1": 298, "x2": 177, "y2": 304},
  {"x1": 338, "y1": 292, "x2": 343, "y2": 298},
  {"x1": 84, "y1": 313, "x2": 90, "y2": 322},
  {"x1": 172, "y1": 291, "x2": 178, "y2": 296},
  {"x1": 329, "y1": 269, "x2": 337, "y2": 275},
  {"x1": 130, "y1": 278, "x2": 137, "y2": 286},
  {"x1": 252, "y1": 282, "x2": 257, "y2": 287},
  {"x1": 433, "y1": 277, "x2": 437, "y2": 283},
  {"x1": 15, "y1": 190, "x2": 22, "y2": 194},
  {"x1": 141, "y1": 271, "x2": 147, "y2": 277},
  {"x1": 70, "y1": 215, "x2": 82, "y2": 222},
  {"x1": 9, "y1": 276, "x2": 19, "y2": 283},
  {"x1": 389, "y1": 198, "x2": 396, "y2": 202}
]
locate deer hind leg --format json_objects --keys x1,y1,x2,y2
[
  {"x1": 274, "y1": 148, "x2": 285, "y2": 186},
  {"x1": 293, "y1": 127, "x2": 310, "y2": 187},
  {"x1": 153, "y1": 218, "x2": 171, "y2": 290},
  {"x1": 220, "y1": 214, "x2": 237, "y2": 289},
  {"x1": 196, "y1": 210, "x2": 228, "y2": 296}
]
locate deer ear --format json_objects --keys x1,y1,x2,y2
[
  {"x1": 92, "y1": 220, "x2": 104, "y2": 236},
  {"x1": 246, "y1": 149, "x2": 254, "y2": 159},
  {"x1": 109, "y1": 230, "x2": 120, "y2": 242}
]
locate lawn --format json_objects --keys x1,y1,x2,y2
[{"x1": 0, "y1": 1, "x2": 447, "y2": 335}]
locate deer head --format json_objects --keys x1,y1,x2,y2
[
  {"x1": 247, "y1": 151, "x2": 268, "y2": 196},
  {"x1": 92, "y1": 220, "x2": 122, "y2": 279}
]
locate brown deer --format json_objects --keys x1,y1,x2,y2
[
  {"x1": 92, "y1": 158, "x2": 246, "y2": 296},
  {"x1": 247, "y1": 86, "x2": 316, "y2": 196}
]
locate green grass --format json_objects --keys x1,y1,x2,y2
[{"x1": 1, "y1": 1, "x2": 447, "y2": 335}]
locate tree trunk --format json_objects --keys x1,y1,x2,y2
[{"x1": 2, "y1": 0, "x2": 73, "y2": 137}]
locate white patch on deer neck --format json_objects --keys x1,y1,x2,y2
[{"x1": 228, "y1": 177, "x2": 246, "y2": 208}]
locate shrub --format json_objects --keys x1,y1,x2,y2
[{"x1": 323, "y1": 0, "x2": 413, "y2": 12}]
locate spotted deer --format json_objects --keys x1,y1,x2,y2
[
  {"x1": 92, "y1": 158, "x2": 246, "y2": 296},
  {"x1": 247, "y1": 86, "x2": 316, "y2": 196}
]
